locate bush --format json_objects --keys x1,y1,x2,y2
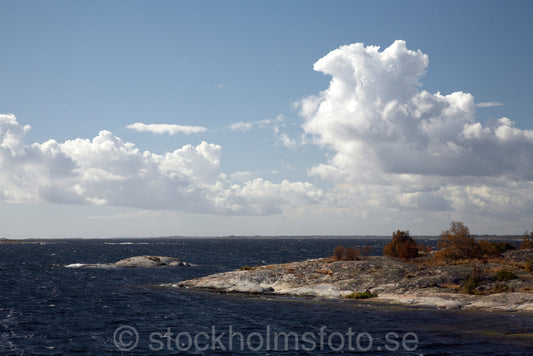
[
  {"x1": 477, "y1": 240, "x2": 499, "y2": 257},
  {"x1": 383, "y1": 230, "x2": 419, "y2": 261},
  {"x1": 344, "y1": 247, "x2": 359, "y2": 261},
  {"x1": 346, "y1": 291, "x2": 378, "y2": 299},
  {"x1": 435, "y1": 222, "x2": 482, "y2": 261},
  {"x1": 333, "y1": 245, "x2": 345, "y2": 260},
  {"x1": 332, "y1": 245, "x2": 371, "y2": 261},
  {"x1": 477, "y1": 240, "x2": 515, "y2": 258},
  {"x1": 490, "y1": 241, "x2": 516, "y2": 254},
  {"x1": 460, "y1": 266, "x2": 483, "y2": 295}
]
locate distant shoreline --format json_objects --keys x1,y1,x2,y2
[
  {"x1": 1, "y1": 235, "x2": 526, "y2": 241},
  {"x1": 215, "y1": 235, "x2": 524, "y2": 241}
]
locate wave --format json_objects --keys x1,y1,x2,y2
[
  {"x1": 103, "y1": 242, "x2": 150, "y2": 245},
  {"x1": 64, "y1": 263, "x2": 112, "y2": 268},
  {"x1": 64, "y1": 263, "x2": 87, "y2": 268}
]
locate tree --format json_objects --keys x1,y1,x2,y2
[
  {"x1": 383, "y1": 230, "x2": 419, "y2": 261},
  {"x1": 435, "y1": 221, "x2": 481, "y2": 261}
]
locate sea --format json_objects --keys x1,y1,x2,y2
[{"x1": 0, "y1": 237, "x2": 531, "y2": 355}]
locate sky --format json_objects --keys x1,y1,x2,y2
[{"x1": 1, "y1": 0, "x2": 532, "y2": 238}]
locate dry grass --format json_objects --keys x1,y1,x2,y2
[
  {"x1": 239, "y1": 265, "x2": 257, "y2": 271},
  {"x1": 441, "y1": 282, "x2": 461, "y2": 291},
  {"x1": 346, "y1": 291, "x2": 378, "y2": 299}
]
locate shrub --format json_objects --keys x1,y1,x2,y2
[
  {"x1": 239, "y1": 265, "x2": 254, "y2": 271},
  {"x1": 477, "y1": 240, "x2": 499, "y2": 257},
  {"x1": 489, "y1": 241, "x2": 516, "y2": 254},
  {"x1": 332, "y1": 245, "x2": 372, "y2": 261},
  {"x1": 476, "y1": 240, "x2": 515, "y2": 258},
  {"x1": 344, "y1": 247, "x2": 359, "y2": 261},
  {"x1": 435, "y1": 222, "x2": 482, "y2": 262},
  {"x1": 495, "y1": 270, "x2": 518, "y2": 282},
  {"x1": 383, "y1": 230, "x2": 419, "y2": 261},
  {"x1": 333, "y1": 245, "x2": 345, "y2": 260},
  {"x1": 346, "y1": 291, "x2": 378, "y2": 299},
  {"x1": 460, "y1": 266, "x2": 483, "y2": 295}
]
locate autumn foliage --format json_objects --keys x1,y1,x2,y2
[
  {"x1": 434, "y1": 222, "x2": 480, "y2": 261},
  {"x1": 383, "y1": 230, "x2": 419, "y2": 261},
  {"x1": 379, "y1": 222, "x2": 521, "y2": 264},
  {"x1": 332, "y1": 245, "x2": 372, "y2": 261},
  {"x1": 434, "y1": 221, "x2": 516, "y2": 262}
]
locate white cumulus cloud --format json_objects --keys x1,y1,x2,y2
[
  {"x1": 126, "y1": 122, "x2": 207, "y2": 135},
  {"x1": 0, "y1": 114, "x2": 322, "y2": 215},
  {"x1": 297, "y1": 40, "x2": 533, "y2": 224}
]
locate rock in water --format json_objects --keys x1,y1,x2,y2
[{"x1": 114, "y1": 255, "x2": 190, "y2": 267}]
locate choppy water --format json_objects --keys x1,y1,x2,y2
[{"x1": 0, "y1": 238, "x2": 531, "y2": 355}]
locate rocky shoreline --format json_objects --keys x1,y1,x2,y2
[{"x1": 172, "y1": 250, "x2": 533, "y2": 312}]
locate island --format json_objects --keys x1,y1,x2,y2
[
  {"x1": 173, "y1": 250, "x2": 533, "y2": 311},
  {"x1": 173, "y1": 224, "x2": 533, "y2": 312}
]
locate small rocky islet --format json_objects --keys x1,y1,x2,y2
[{"x1": 64, "y1": 255, "x2": 192, "y2": 268}]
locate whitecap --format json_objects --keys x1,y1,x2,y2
[
  {"x1": 64, "y1": 263, "x2": 113, "y2": 268},
  {"x1": 104, "y1": 242, "x2": 150, "y2": 245},
  {"x1": 64, "y1": 263, "x2": 87, "y2": 268}
]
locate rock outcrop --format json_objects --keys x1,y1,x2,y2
[
  {"x1": 113, "y1": 255, "x2": 190, "y2": 267},
  {"x1": 172, "y1": 250, "x2": 533, "y2": 312},
  {"x1": 65, "y1": 255, "x2": 191, "y2": 268}
]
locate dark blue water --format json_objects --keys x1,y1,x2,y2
[{"x1": 0, "y1": 238, "x2": 531, "y2": 355}]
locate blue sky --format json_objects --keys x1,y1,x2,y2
[{"x1": 1, "y1": 0, "x2": 532, "y2": 238}]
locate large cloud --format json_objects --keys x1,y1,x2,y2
[
  {"x1": 297, "y1": 40, "x2": 533, "y2": 222},
  {"x1": 0, "y1": 114, "x2": 322, "y2": 215}
]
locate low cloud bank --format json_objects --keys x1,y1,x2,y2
[{"x1": 0, "y1": 114, "x2": 322, "y2": 215}]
